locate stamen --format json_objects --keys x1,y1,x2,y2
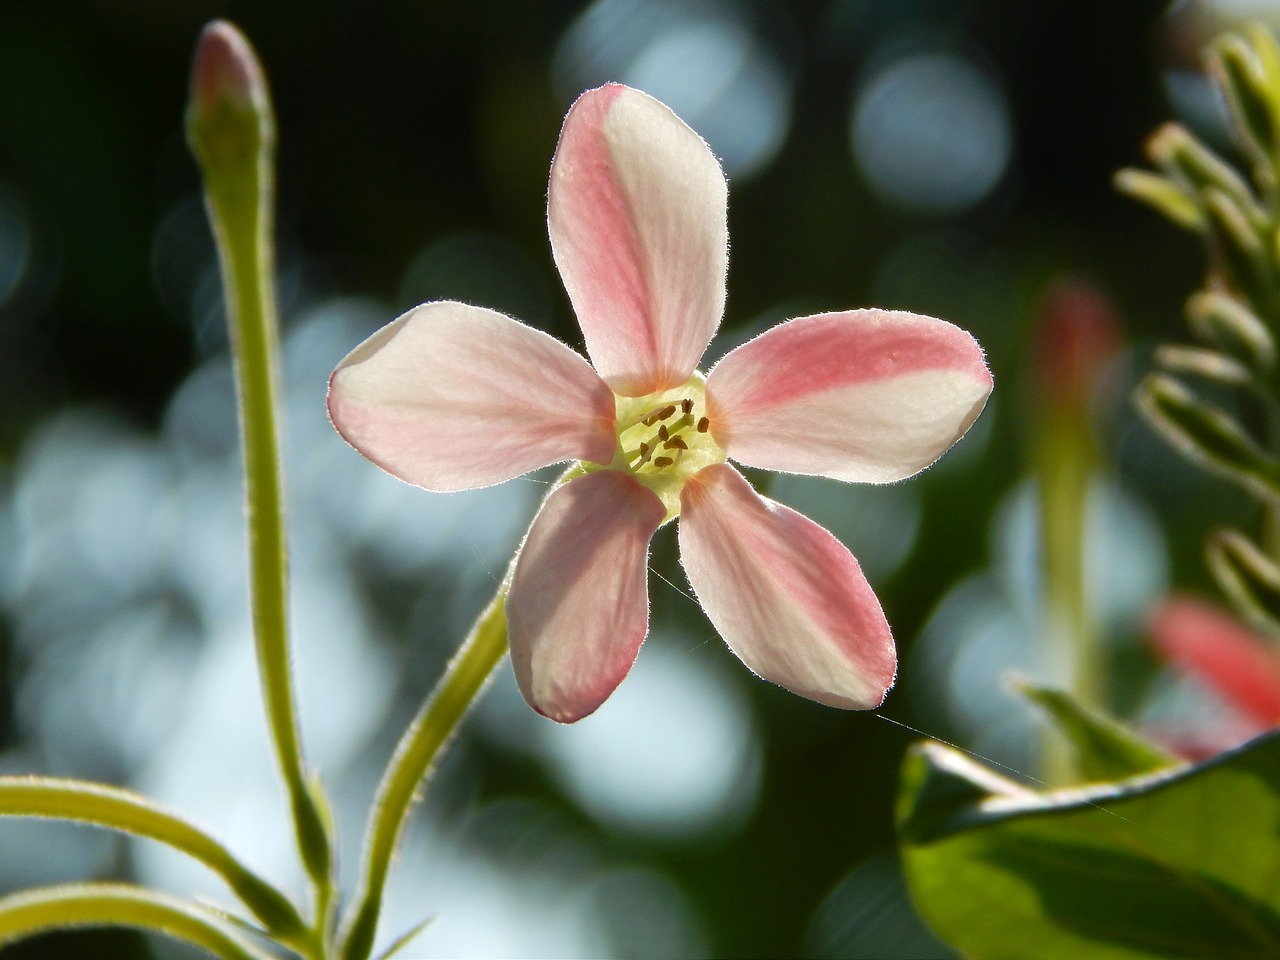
[
  {"x1": 663, "y1": 436, "x2": 688, "y2": 450},
  {"x1": 697, "y1": 417, "x2": 709, "y2": 433},
  {"x1": 653, "y1": 456, "x2": 674, "y2": 468},
  {"x1": 640, "y1": 404, "x2": 677, "y2": 427},
  {"x1": 657, "y1": 424, "x2": 669, "y2": 441},
  {"x1": 681, "y1": 398, "x2": 693, "y2": 414}
]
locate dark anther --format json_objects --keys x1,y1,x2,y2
[
  {"x1": 657, "y1": 404, "x2": 676, "y2": 421},
  {"x1": 658, "y1": 424, "x2": 670, "y2": 441},
  {"x1": 664, "y1": 436, "x2": 688, "y2": 450},
  {"x1": 696, "y1": 417, "x2": 709, "y2": 433},
  {"x1": 681, "y1": 398, "x2": 693, "y2": 414},
  {"x1": 653, "y1": 456, "x2": 674, "y2": 468}
]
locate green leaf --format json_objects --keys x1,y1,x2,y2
[
  {"x1": 1147, "y1": 124, "x2": 1261, "y2": 225},
  {"x1": 1155, "y1": 345, "x2": 1255, "y2": 388},
  {"x1": 1134, "y1": 372, "x2": 1278, "y2": 500},
  {"x1": 374, "y1": 914, "x2": 437, "y2": 960},
  {"x1": 0, "y1": 882, "x2": 276, "y2": 959},
  {"x1": 1206, "y1": 528, "x2": 1280, "y2": 637},
  {"x1": 1211, "y1": 34, "x2": 1279, "y2": 176},
  {"x1": 1185, "y1": 291, "x2": 1275, "y2": 373},
  {"x1": 1203, "y1": 188, "x2": 1272, "y2": 304},
  {"x1": 1113, "y1": 168, "x2": 1206, "y2": 232},
  {"x1": 898, "y1": 732, "x2": 1280, "y2": 960},
  {"x1": 0, "y1": 776, "x2": 305, "y2": 941},
  {"x1": 1011, "y1": 680, "x2": 1178, "y2": 782}
]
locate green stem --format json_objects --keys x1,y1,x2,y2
[
  {"x1": 0, "y1": 883, "x2": 276, "y2": 960},
  {"x1": 1036, "y1": 409, "x2": 1097, "y2": 784},
  {"x1": 338, "y1": 585, "x2": 511, "y2": 960},
  {"x1": 187, "y1": 22, "x2": 333, "y2": 944}
]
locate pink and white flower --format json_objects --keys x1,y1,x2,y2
[{"x1": 327, "y1": 84, "x2": 992, "y2": 723}]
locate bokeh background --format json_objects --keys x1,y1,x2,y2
[{"x1": 0, "y1": 0, "x2": 1270, "y2": 957}]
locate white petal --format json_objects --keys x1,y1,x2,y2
[
  {"x1": 328, "y1": 302, "x2": 616, "y2": 491},
  {"x1": 706, "y1": 309, "x2": 992, "y2": 482},
  {"x1": 678, "y1": 464, "x2": 895, "y2": 709},
  {"x1": 548, "y1": 84, "x2": 727, "y2": 397},
  {"x1": 508, "y1": 470, "x2": 665, "y2": 723}
]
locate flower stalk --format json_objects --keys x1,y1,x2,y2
[
  {"x1": 186, "y1": 20, "x2": 333, "y2": 943},
  {"x1": 339, "y1": 581, "x2": 511, "y2": 960}
]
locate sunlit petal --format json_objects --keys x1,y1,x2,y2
[
  {"x1": 706, "y1": 309, "x2": 992, "y2": 482},
  {"x1": 549, "y1": 83, "x2": 728, "y2": 397},
  {"x1": 678, "y1": 463, "x2": 895, "y2": 709},
  {"x1": 508, "y1": 470, "x2": 666, "y2": 723},
  {"x1": 328, "y1": 302, "x2": 616, "y2": 492}
]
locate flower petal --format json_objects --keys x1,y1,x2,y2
[
  {"x1": 548, "y1": 83, "x2": 728, "y2": 397},
  {"x1": 678, "y1": 463, "x2": 895, "y2": 709},
  {"x1": 327, "y1": 301, "x2": 616, "y2": 491},
  {"x1": 508, "y1": 469, "x2": 666, "y2": 723},
  {"x1": 706, "y1": 309, "x2": 992, "y2": 482},
  {"x1": 1148, "y1": 597, "x2": 1280, "y2": 728}
]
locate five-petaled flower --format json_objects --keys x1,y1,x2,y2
[{"x1": 327, "y1": 84, "x2": 993, "y2": 723}]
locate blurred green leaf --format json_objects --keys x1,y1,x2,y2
[
  {"x1": 1135, "y1": 372, "x2": 1278, "y2": 500},
  {"x1": 1113, "y1": 168, "x2": 1205, "y2": 231},
  {"x1": 1185, "y1": 291, "x2": 1275, "y2": 373},
  {"x1": 1204, "y1": 188, "x2": 1272, "y2": 305},
  {"x1": 1155, "y1": 345, "x2": 1254, "y2": 387},
  {"x1": 1148, "y1": 124, "x2": 1261, "y2": 225},
  {"x1": 1011, "y1": 679, "x2": 1178, "y2": 782},
  {"x1": 1207, "y1": 528, "x2": 1280, "y2": 637},
  {"x1": 898, "y1": 732, "x2": 1280, "y2": 960},
  {"x1": 1211, "y1": 34, "x2": 1280, "y2": 177}
]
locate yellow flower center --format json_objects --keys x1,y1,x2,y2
[{"x1": 594, "y1": 372, "x2": 726, "y2": 521}]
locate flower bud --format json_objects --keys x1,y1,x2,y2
[{"x1": 186, "y1": 20, "x2": 274, "y2": 170}]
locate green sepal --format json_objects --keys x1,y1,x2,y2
[
  {"x1": 1206, "y1": 527, "x2": 1280, "y2": 638},
  {"x1": 1113, "y1": 168, "x2": 1206, "y2": 232},
  {"x1": 897, "y1": 732, "x2": 1280, "y2": 960},
  {"x1": 1185, "y1": 290, "x2": 1276, "y2": 373},
  {"x1": 1010, "y1": 679, "x2": 1178, "y2": 782},
  {"x1": 1134, "y1": 372, "x2": 1278, "y2": 500}
]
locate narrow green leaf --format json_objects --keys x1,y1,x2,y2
[
  {"x1": 374, "y1": 914, "x2": 437, "y2": 960},
  {"x1": 1211, "y1": 35, "x2": 1279, "y2": 175},
  {"x1": 1010, "y1": 679, "x2": 1179, "y2": 782},
  {"x1": 1113, "y1": 168, "x2": 1205, "y2": 231},
  {"x1": 1148, "y1": 123, "x2": 1261, "y2": 225},
  {"x1": 899, "y1": 731, "x2": 1280, "y2": 960},
  {"x1": 1203, "y1": 188, "x2": 1272, "y2": 304},
  {"x1": 0, "y1": 883, "x2": 276, "y2": 959},
  {"x1": 1207, "y1": 528, "x2": 1280, "y2": 637},
  {"x1": 1134, "y1": 372, "x2": 1278, "y2": 500},
  {"x1": 1155, "y1": 344, "x2": 1254, "y2": 387},
  {"x1": 1185, "y1": 290, "x2": 1275, "y2": 373},
  {"x1": 0, "y1": 776, "x2": 305, "y2": 940}
]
